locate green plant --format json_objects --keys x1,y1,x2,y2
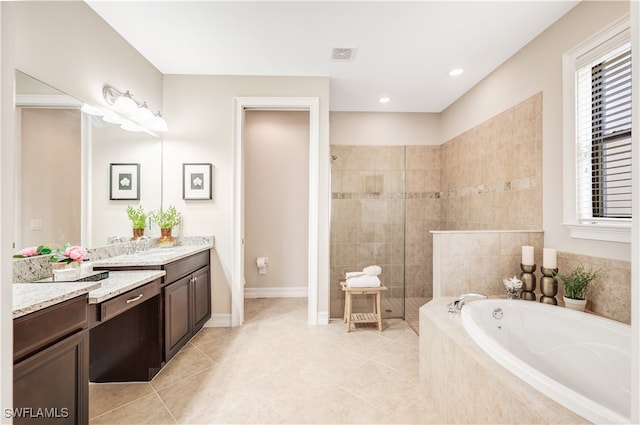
[
  {"x1": 149, "y1": 205, "x2": 181, "y2": 229},
  {"x1": 126, "y1": 205, "x2": 147, "y2": 230},
  {"x1": 556, "y1": 264, "x2": 601, "y2": 300}
]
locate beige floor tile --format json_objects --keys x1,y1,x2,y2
[
  {"x1": 288, "y1": 385, "x2": 394, "y2": 424},
  {"x1": 335, "y1": 360, "x2": 422, "y2": 415},
  {"x1": 90, "y1": 298, "x2": 426, "y2": 425},
  {"x1": 370, "y1": 339, "x2": 420, "y2": 377},
  {"x1": 89, "y1": 382, "x2": 154, "y2": 420},
  {"x1": 151, "y1": 346, "x2": 216, "y2": 391},
  {"x1": 90, "y1": 393, "x2": 176, "y2": 424}
]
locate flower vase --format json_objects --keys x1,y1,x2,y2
[
  {"x1": 52, "y1": 261, "x2": 80, "y2": 281},
  {"x1": 131, "y1": 228, "x2": 144, "y2": 240},
  {"x1": 158, "y1": 228, "x2": 175, "y2": 248}
]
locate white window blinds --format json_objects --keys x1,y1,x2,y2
[{"x1": 576, "y1": 42, "x2": 632, "y2": 221}]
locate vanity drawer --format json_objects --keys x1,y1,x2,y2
[
  {"x1": 14, "y1": 294, "x2": 88, "y2": 363},
  {"x1": 164, "y1": 250, "x2": 209, "y2": 283},
  {"x1": 100, "y1": 279, "x2": 160, "y2": 322}
]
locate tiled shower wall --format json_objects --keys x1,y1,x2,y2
[
  {"x1": 330, "y1": 94, "x2": 542, "y2": 317},
  {"x1": 440, "y1": 93, "x2": 543, "y2": 230},
  {"x1": 329, "y1": 146, "x2": 407, "y2": 318}
]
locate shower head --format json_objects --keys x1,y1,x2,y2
[{"x1": 331, "y1": 154, "x2": 338, "y2": 161}]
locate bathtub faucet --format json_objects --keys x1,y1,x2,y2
[{"x1": 448, "y1": 293, "x2": 488, "y2": 313}]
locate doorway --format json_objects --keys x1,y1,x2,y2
[
  {"x1": 243, "y1": 110, "x2": 309, "y2": 299},
  {"x1": 232, "y1": 97, "x2": 320, "y2": 327}
]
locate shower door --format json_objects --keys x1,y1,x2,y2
[{"x1": 329, "y1": 145, "x2": 406, "y2": 319}]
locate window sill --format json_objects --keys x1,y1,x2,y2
[{"x1": 564, "y1": 223, "x2": 631, "y2": 244}]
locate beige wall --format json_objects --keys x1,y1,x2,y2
[
  {"x1": 89, "y1": 118, "x2": 163, "y2": 246},
  {"x1": 20, "y1": 108, "x2": 81, "y2": 247},
  {"x1": 244, "y1": 111, "x2": 309, "y2": 291},
  {"x1": 330, "y1": 112, "x2": 440, "y2": 146},
  {"x1": 1, "y1": 1, "x2": 164, "y2": 414},
  {"x1": 161, "y1": 75, "x2": 330, "y2": 317},
  {"x1": 9, "y1": 2, "x2": 162, "y2": 112},
  {"x1": 440, "y1": 1, "x2": 630, "y2": 261}
]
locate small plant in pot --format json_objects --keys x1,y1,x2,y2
[
  {"x1": 555, "y1": 263, "x2": 601, "y2": 311},
  {"x1": 126, "y1": 205, "x2": 147, "y2": 240},
  {"x1": 149, "y1": 205, "x2": 181, "y2": 247}
]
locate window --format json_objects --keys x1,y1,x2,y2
[
  {"x1": 563, "y1": 16, "x2": 631, "y2": 243},
  {"x1": 577, "y1": 44, "x2": 632, "y2": 220}
]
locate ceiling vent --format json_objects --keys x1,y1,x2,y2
[{"x1": 332, "y1": 47, "x2": 355, "y2": 61}]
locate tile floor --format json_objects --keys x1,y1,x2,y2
[{"x1": 89, "y1": 297, "x2": 437, "y2": 424}]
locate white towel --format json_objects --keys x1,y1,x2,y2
[
  {"x1": 345, "y1": 271, "x2": 366, "y2": 279},
  {"x1": 346, "y1": 275, "x2": 381, "y2": 288},
  {"x1": 363, "y1": 265, "x2": 382, "y2": 276}
]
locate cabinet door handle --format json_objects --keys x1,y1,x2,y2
[{"x1": 126, "y1": 294, "x2": 144, "y2": 304}]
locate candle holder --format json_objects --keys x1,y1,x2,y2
[
  {"x1": 539, "y1": 267, "x2": 558, "y2": 305},
  {"x1": 520, "y1": 263, "x2": 537, "y2": 301}
]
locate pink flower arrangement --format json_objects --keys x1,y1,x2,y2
[
  {"x1": 50, "y1": 244, "x2": 87, "y2": 264},
  {"x1": 13, "y1": 245, "x2": 52, "y2": 258}
]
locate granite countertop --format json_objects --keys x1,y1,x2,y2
[
  {"x1": 92, "y1": 244, "x2": 212, "y2": 267},
  {"x1": 13, "y1": 270, "x2": 167, "y2": 318},
  {"x1": 87, "y1": 270, "x2": 166, "y2": 304},
  {"x1": 13, "y1": 281, "x2": 101, "y2": 319}
]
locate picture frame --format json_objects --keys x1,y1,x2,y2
[
  {"x1": 109, "y1": 163, "x2": 140, "y2": 200},
  {"x1": 183, "y1": 163, "x2": 212, "y2": 200}
]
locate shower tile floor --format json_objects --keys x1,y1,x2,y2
[
  {"x1": 89, "y1": 297, "x2": 438, "y2": 424},
  {"x1": 382, "y1": 297, "x2": 431, "y2": 335}
]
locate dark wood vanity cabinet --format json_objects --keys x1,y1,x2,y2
[
  {"x1": 95, "y1": 249, "x2": 212, "y2": 363},
  {"x1": 88, "y1": 279, "x2": 163, "y2": 382},
  {"x1": 13, "y1": 295, "x2": 89, "y2": 425},
  {"x1": 164, "y1": 253, "x2": 211, "y2": 361}
]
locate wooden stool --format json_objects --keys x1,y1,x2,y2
[{"x1": 340, "y1": 281, "x2": 387, "y2": 332}]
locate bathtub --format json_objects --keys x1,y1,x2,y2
[{"x1": 460, "y1": 299, "x2": 630, "y2": 424}]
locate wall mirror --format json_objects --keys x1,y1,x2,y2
[{"x1": 15, "y1": 70, "x2": 163, "y2": 250}]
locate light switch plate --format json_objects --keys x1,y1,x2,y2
[{"x1": 30, "y1": 219, "x2": 43, "y2": 231}]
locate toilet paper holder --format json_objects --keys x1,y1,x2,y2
[{"x1": 256, "y1": 257, "x2": 269, "y2": 274}]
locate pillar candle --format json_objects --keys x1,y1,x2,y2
[
  {"x1": 543, "y1": 248, "x2": 557, "y2": 269},
  {"x1": 522, "y1": 246, "x2": 534, "y2": 265}
]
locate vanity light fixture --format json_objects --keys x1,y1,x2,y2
[
  {"x1": 448, "y1": 68, "x2": 464, "y2": 77},
  {"x1": 102, "y1": 85, "x2": 168, "y2": 133},
  {"x1": 378, "y1": 96, "x2": 392, "y2": 104},
  {"x1": 112, "y1": 90, "x2": 137, "y2": 115}
]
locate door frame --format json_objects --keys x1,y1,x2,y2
[{"x1": 232, "y1": 97, "x2": 320, "y2": 326}]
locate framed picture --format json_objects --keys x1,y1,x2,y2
[
  {"x1": 183, "y1": 163, "x2": 212, "y2": 200},
  {"x1": 110, "y1": 163, "x2": 140, "y2": 200}
]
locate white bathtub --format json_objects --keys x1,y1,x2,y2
[{"x1": 460, "y1": 299, "x2": 630, "y2": 424}]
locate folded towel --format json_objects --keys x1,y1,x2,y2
[
  {"x1": 345, "y1": 271, "x2": 366, "y2": 279},
  {"x1": 363, "y1": 265, "x2": 382, "y2": 276},
  {"x1": 346, "y1": 275, "x2": 381, "y2": 288}
]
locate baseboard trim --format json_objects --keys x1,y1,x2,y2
[
  {"x1": 205, "y1": 313, "x2": 232, "y2": 327},
  {"x1": 317, "y1": 310, "x2": 329, "y2": 325},
  {"x1": 244, "y1": 286, "x2": 308, "y2": 298}
]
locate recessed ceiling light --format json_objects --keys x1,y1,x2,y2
[
  {"x1": 378, "y1": 96, "x2": 392, "y2": 104},
  {"x1": 448, "y1": 68, "x2": 464, "y2": 77}
]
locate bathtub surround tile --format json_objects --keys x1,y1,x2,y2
[
  {"x1": 420, "y1": 299, "x2": 592, "y2": 425},
  {"x1": 557, "y1": 251, "x2": 631, "y2": 325},
  {"x1": 432, "y1": 230, "x2": 544, "y2": 298}
]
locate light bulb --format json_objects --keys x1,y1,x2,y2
[
  {"x1": 133, "y1": 102, "x2": 154, "y2": 123},
  {"x1": 113, "y1": 91, "x2": 138, "y2": 115},
  {"x1": 148, "y1": 112, "x2": 169, "y2": 132}
]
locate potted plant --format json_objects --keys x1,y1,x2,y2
[
  {"x1": 126, "y1": 205, "x2": 147, "y2": 240},
  {"x1": 555, "y1": 263, "x2": 601, "y2": 311},
  {"x1": 149, "y1": 205, "x2": 181, "y2": 247}
]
